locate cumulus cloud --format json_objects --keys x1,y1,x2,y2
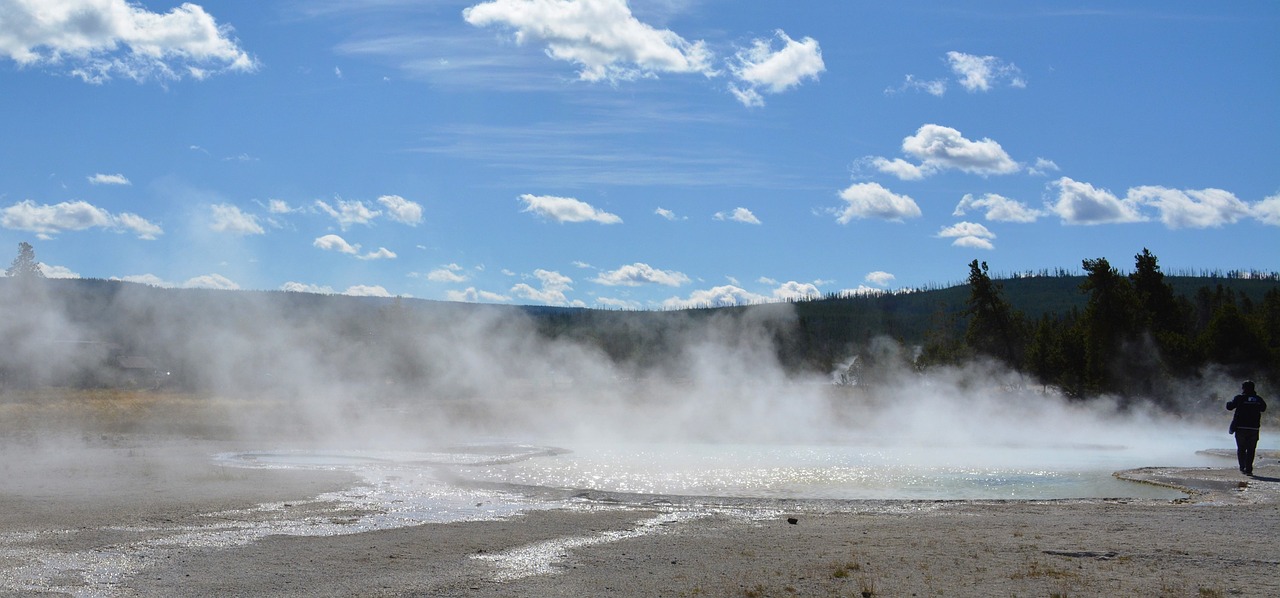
[
  {"x1": 519, "y1": 194, "x2": 621, "y2": 224},
  {"x1": 378, "y1": 194, "x2": 423, "y2": 225},
  {"x1": 426, "y1": 264, "x2": 468, "y2": 283},
  {"x1": 946, "y1": 51, "x2": 1025, "y2": 92},
  {"x1": 0, "y1": 198, "x2": 161, "y2": 239},
  {"x1": 281, "y1": 281, "x2": 336, "y2": 295},
  {"x1": 728, "y1": 30, "x2": 824, "y2": 107},
  {"x1": 865, "y1": 271, "x2": 896, "y2": 287},
  {"x1": 870, "y1": 124, "x2": 1021, "y2": 180},
  {"x1": 463, "y1": 0, "x2": 713, "y2": 83},
  {"x1": 446, "y1": 287, "x2": 512, "y2": 303},
  {"x1": 357, "y1": 247, "x2": 397, "y2": 261},
  {"x1": 1046, "y1": 177, "x2": 1145, "y2": 225},
  {"x1": 661, "y1": 284, "x2": 767, "y2": 309},
  {"x1": 834, "y1": 182, "x2": 921, "y2": 223},
  {"x1": 510, "y1": 268, "x2": 579, "y2": 306},
  {"x1": 313, "y1": 234, "x2": 360, "y2": 255},
  {"x1": 770, "y1": 280, "x2": 820, "y2": 301},
  {"x1": 0, "y1": 0, "x2": 256, "y2": 83},
  {"x1": 713, "y1": 207, "x2": 761, "y2": 224},
  {"x1": 1127, "y1": 186, "x2": 1252, "y2": 229},
  {"x1": 87, "y1": 173, "x2": 130, "y2": 185},
  {"x1": 210, "y1": 203, "x2": 265, "y2": 235},
  {"x1": 592, "y1": 262, "x2": 690, "y2": 287},
  {"x1": 183, "y1": 273, "x2": 239, "y2": 290},
  {"x1": 37, "y1": 263, "x2": 79, "y2": 278},
  {"x1": 1255, "y1": 193, "x2": 1280, "y2": 226},
  {"x1": 938, "y1": 221, "x2": 996, "y2": 250},
  {"x1": 315, "y1": 198, "x2": 381, "y2": 229},
  {"x1": 343, "y1": 285, "x2": 394, "y2": 297},
  {"x1": 953, "y1": 193, "x2": 1044, "y2": 223}
]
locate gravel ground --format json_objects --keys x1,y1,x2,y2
[{"x1": 2, "y1": 430, "x2": 1278, "y2": 598}]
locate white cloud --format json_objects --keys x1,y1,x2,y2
[
  {"x1": 446, "y1": 287, "x2": 512, "y2": 303},
  {"x1": 87, "y1": 173, "x2": 130, "y2": 185},
  {"x1": 953, "y1": 193, "x2": 1044, "y2": 223},
  {"x1": 183, "y1": 273, "x2": 239, "y2": 290},
  {"x1": 37, "y1": 263, "x2": 79, "y2": 278},
  {"x1": 116, "y1": 273, "x2": 169, "y2": 287},
  {"x1": 865, "y1": 271, "x2": 896, "y2": 287},
  {"x1": 518, "y1": 194, "x2": 622, "y2": 224},
  {"x1": 880, "y1": 124, "x2": 1021, "y2": 179},
  {"x1": 868, "y1": 157, "x2": 927, "y2": 181},
  {"x1": 885, "y1": 74, "x2": 947, "y2": 97},
  {"x1": 114, "y1": 212, "x2": 163, "y2": 240},
  {"x1": 937, "y1": 221, "x2": 996, "y2": 250},
  {"x1": 661, "y1": 284, "x2": 767, "y2": 309},
  {"x1": 281, "y1": 281, "x2": 335, "y2": 294},
  {"x1": 315, "y1": 198, "x2": 380, "y2": 229},
  {"x1": 463, "y1": 0, "x2": 713, "y2": 83},
  {"x1": 267, "y1": 199, "x2": 297, "y2": 214},
  {"x1": 594, "y1": 296, "x2": 642, "y2": 310},
  {"x1": 1046, "y1": 177, "x2": 1145, "y2": 225},
  {"x1": 1255, "y1": 193, "x2": 1280, "y2": 226},
  {"x1": 593, "y1": 262, "x2": 690, "y2": 287},
  {"x1": 770, "y1": 281, "x2": 820, "y2": 301},
  {"x1": 313, "y1": 234, "x2": 360, "y2": 254},
  {"x1": 0, "y1": 198, "x2": 161, "y2": 239},
  {"x1": 714, "y1": 207, "x2": 761, "y2": 224},
  {"x1": 1127, "y1": 186, "x2": 1252, "y2": 229},
  {"x1": 210, "y1": 203, "x2": 265, "y2": 235},
  {"x1": 0, "y1": 0, "x2": 256, "y2": 83},
  {"x1": 343, "y1": 285, "x2": 393, "y2": 297},
  {"x1": 728, "y1": 30, "x2": 824, "y2": 107},
  {"x1": 510, "y1": 268, "x2": 578, "y2": 306},
  {"x1": 378, "y1": 194, "x2": 423, "y2": 225},
  {"x1": 1028, "y1": 157, "x2": 1060, "y2": 176},
  {"x1": 427, "y1": 264, "x2": 468, "y2": 283},
  {"x1": 834, "y1": 182, "x2": 921, "y2": 223},
  {"x1": 357, "y1": 247, "x2": 397, "y2": 261},
  {"x1": 654, "y1": 207, "x2": 683, "y2": 221},
  {"x1": 946, "y1": 51, "x2": 1025, "y2": 92}
]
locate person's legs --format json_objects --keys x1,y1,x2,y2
[{"x1": 1235, "y1": 430, "x2": 1259, "y2": 475}]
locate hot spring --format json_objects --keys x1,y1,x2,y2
[{"x1": 216, "y1": 429, "x2": 1237, "y2": 514}]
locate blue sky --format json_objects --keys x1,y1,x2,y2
[{"x1": 1, "y1": 0, "x2": 1277, "y2": 309}]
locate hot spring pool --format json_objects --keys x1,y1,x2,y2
[{"x1": 218, "y1": 437, "x2": 1224, "y2": 502}]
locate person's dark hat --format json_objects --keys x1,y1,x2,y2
[{"x1": 1242, "y1": 380, "x2": 1255, "y2": 393}]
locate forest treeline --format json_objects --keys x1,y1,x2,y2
[
  {"x1": 529, "y1": 248, "x2": 1280, "y2": 404},
  {"x1": 2, "y1": 244, "x2": 1277, "y2": 406}
]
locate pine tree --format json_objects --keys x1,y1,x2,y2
[{"x1": 5, "y1": 242, "x2": 44, "y2": 279}]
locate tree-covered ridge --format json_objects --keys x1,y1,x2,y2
[{"x1": 1, "y1": 244, "x2": 1276, "y2": 405}]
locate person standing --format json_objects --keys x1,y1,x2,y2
[{"x1": 1227, "y1": 380, "x2": 1267, "y2": 476}]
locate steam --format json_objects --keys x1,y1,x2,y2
[{"x1": 0, "y1": 279, "x2": 1246, "y2": 474}]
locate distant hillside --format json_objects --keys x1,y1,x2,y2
[{"x1": 1, "y1": 273, "x2": 1275, "y2": 394}]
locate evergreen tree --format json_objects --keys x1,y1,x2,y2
[
  {"x1": 1079, "y1": 257, "x2": 1141, "y2": 394},
  {"x1": 5, "y1": 242, "x2": 44, "y2": 279},
  {"x1": 962, "y1": 259, "x2": 1024, "y2": 366}
]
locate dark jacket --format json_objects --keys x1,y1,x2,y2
[{"x1": 1227, "y1": 394, "x2": 1267, "y2": 431}]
